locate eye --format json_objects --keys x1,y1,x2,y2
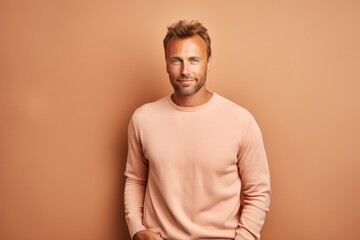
[
  {"x1": 190, "y1": 58, "x2": 200, "y2": 64},
  {"x1": 171, "y1": 58, "x2": 181, "y2": 64}
]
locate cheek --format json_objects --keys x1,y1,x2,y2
[
  {"x1": 195, "y1": 65, "x2": 207, "y2": 75},
  {"x1": 168, "y1": 66, "x2": 180, "y2": 76}
]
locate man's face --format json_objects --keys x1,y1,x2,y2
[{"x1": 165, "y1": 35, "x2": 211, "y2": 96}]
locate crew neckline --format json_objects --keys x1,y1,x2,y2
[{"x1": 167, "y1": 93, "x2": 217, "y2": 112}]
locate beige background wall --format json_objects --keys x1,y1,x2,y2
[{"x1": 1, "y1": 1, "x2": 359, "y2": 239}]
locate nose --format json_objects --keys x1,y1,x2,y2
[{"x1": 181, "y1": 62, "x2": 190, "y2": 76}]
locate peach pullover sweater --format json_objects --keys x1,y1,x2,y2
[{"x1": 124, "y1": 93, "x2": 270, "y2": 240}]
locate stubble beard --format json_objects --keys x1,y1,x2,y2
[{"x1": 170, "y1": 73, "x2": 207, "y2": 96}]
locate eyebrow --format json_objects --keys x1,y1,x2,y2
[{"x1": 169, "y1": 56, "x2": 202, "y2": 60}]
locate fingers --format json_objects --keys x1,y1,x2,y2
[
  {"x1": 150, "y1": 233, "x2": 164, "y2": 240},
  {"x1": 154, "y1": 234, "x2": 164, "y2": 240},
  {"x1": 149, "y1": 233, "x2": 163, "y2": 240},
  {"x1": 133, "y1": 229, "x2": 164, "y2": 240}
]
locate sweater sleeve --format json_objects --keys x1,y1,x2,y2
[
  {"x1": 124, "y1": 117, "x2": 148, "y2": 238},
  {"x1": 235, "y1": 117, "x2": 271, "y2": 240}
]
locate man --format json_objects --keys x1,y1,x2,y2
[{"x1": 124, "y1": 20, "x2": 271, "y2": 240}]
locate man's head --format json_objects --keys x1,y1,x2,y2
[
  {"x1": 163, "y1": 20, "x2": 211, "y2": 60},
  {"x1": 163, "y1": 20, "x2": 212, "y2": 98}
]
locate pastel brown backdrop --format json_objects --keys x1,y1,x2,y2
[{"x1": 1, "y1": 1, "x2": 359, "y2": 240}]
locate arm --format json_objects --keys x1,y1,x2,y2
[
  {"x1": 235, "y1": 117, "x2": 271, "y2": 240},
  {"x1": 124, "y1": 117, "x2": 148, "y2": 238}
]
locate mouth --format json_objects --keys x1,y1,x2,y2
[
  {"x1": 177, "y1": 79, "x2": 194, "y2": 87},
  {"x1": 178, "y1": 78, "x2": 194, "y2": 82}
]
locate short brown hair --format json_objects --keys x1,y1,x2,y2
[{"x1": 163, "y1": 20, "x2": 212, "y2": 59}]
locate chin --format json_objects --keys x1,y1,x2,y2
[{"x1": 178, "y1": 87, "x2": 199, "y2": 96}]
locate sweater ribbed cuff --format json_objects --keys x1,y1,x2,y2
[
  {"x1": 235, "y1": 228, "x2": 257, "y2": 240},
  {"x1": 126, "y1": 216, "x2": 146, "y2": 239}
]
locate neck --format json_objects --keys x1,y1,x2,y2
[{"x1": 171, "y1": 89, "x2": 213, "y2": 107}]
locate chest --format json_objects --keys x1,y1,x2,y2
[{"x1": 140, "y1": 114, "x2": 242, "y2": 176}]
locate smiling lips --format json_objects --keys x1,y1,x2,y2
[
  {"x1": 177, "y1": 79, "x2": 194, "y2": 86},
  {"x1": 178, "y1": 78, "x2": 194, "y2": 82}
]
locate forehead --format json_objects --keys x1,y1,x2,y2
[{"x1": 165, "y1": 35, "x2": 207, "y2": 57}]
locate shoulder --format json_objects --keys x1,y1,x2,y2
[
  {"x1": 214, "y1": 93, "x2": 253, "y2": 120},
  {"x1": 214, "y1": 94, "x2": 264, "y2": 142},
  {"x1": 131, "y1": 96, "x2": 169, "y2": 122}
]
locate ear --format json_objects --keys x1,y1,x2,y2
[{"x1": 207, "y1": 57, "x2": 212, "y2": 72}]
